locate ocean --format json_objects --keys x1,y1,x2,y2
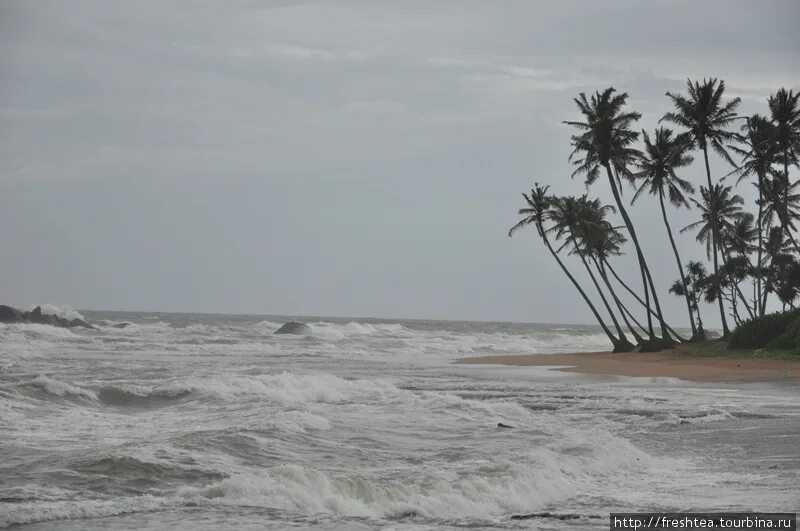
[{"x1": 1, "y1": 310, "x2": 798, "y2": 529}]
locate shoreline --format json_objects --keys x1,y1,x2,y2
[{"x1": 454, "y1": 343, "x2": 800, "y2": 382}]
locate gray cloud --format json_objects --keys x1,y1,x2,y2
[{"x1": 1, "y1": 1, "x2": 798, "y2": 324}]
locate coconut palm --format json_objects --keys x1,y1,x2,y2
[
  {"x1": 583, "y1": 218, "x2": 648, "y2": 343},
  {"x1": 508, "y1": 184, "x2": 630, "y2": 351},
  {"x1": 548, "y1": 195, "x2": 636, "y2": 351},
  {"x1": 564, "y1": 88, "x2": 672, "y2": 346},
  {"x1": 631, "y1": 127, "x2": 700, "y2": 339},
  {"x1": 662, "y1": 78, "x2": 741, "y2": 336},
  {"x1": 681, "y1": 184, "x2": 744, "y2": 336},
  {"x1": 729, "y1": 115, "x2": 779, "y2": 314},
  {"x1": 760, "y1": 172, "x2": 800, "y2": 253},
  {"x1": 768, "y1": 88, "x2": 800, "y2": 184},
  {"x1": 761, "y1": 226, "x2": 797, "y2": 313},
  {"x1": 719, "y1": 212, "x2": 757, "y2": 320}
]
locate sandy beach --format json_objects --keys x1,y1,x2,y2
[{"x1": 455, "y1": 343, "x2": 800, "y2": 382}]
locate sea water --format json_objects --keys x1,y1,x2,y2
[{"x1": 1, "y1": 310, "x2": 798, "y2": 529}]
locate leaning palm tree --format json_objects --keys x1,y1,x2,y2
[
  {"x1": 583, "y1": 217, "x2": 648, "y2": 344},
  {"x1": 663, "y1": 78, "x2": 741, "y2": 337},
  {"x1": 631, "y1": 127, "x2": 700, "y2": 339},
  {"x1": 548, "y1": 195, "x2": 636, "y2": 351},
  {"x1": 508, "y1": 184, "x2": 631, "y2": 351},
  {"x1": 564, "y1": 88, "x2": 672, "y2": 347},
  {"x1": 728, "y1": 115, "x2": 778, "y2": 314},
  {"x1": 681, "y1": 184, "x2": 744, "y2": 337}
]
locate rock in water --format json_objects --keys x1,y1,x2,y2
[
  {"x1": 274, "y1": 321, "x2": 312, "y2": 335},
  {"x1": 0, "y1": 305, "x2": 25, "y2": 323}
]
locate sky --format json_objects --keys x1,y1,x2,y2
[{"x1": 1, "y1": 1, "x2": 798, "y2": 325}]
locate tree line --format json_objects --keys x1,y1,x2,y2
[{"x1": 510, "y1": 80, "x2": 799, "y2": 352}]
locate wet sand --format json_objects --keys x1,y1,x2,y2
[{"x1": 455, "y1": 345, "x2": 800, "y2": 382}]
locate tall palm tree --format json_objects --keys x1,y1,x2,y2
[
  {"x1": 632, "y1": 127, "x2": 700, "y2": 339},
  {"x1": 548, "y1": 195, "x2": 636, "y2": 351},
  {"x1": 508, "y1": 184, "x2": 631, "y2": 351},
  {"x1": 663, "y1": 78, "x2": 741, "y2": 337},
  {"x1": 729, "y1": 115, "x2": 778, "y2": 315},
  {"x1": 564, "y1": 88, "x2": 671, "y2": 346},
  {"x1": 681, "y1": 184, "x2": 744, "y2": 335},
  {"x1": 768, "y1": 88, "x2": 800, "y2": 208}
]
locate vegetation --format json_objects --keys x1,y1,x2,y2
[
  {"x1": 727, "y1": 309, "x2": 800, "y2": 351},
  {"x1": 510, "y1": 81, "x2": 800, "y2": 353}
]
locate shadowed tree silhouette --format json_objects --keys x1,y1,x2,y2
[
  {"x1": 508, "y1": 184, "x2": 631, "y2": 351},
  {"x1": 663, "y1": 78, "x2": 741, "y2": 337},
  {"x1": 681, "y1": 184, "x2": 744, "y2": 335},
  {"x1": 632, "y1": 127, "x2": 700, "y2": 339},
  {"x1": 760, "y1": 171, "x2": 800, "y2": 254},
  {"x1": 548, "y1": 195, "x2": 636, "y2": 350},
  {"x1": 729, "y1": 115, "x2": 778, "y2": 315},
  {"x1": 564, "y1": 88, "x2": 673, "y2": 348},
  {"x1": 768, "y1": 88, "x2": 800, "y2": 220},
  {"x1": 669, "y1": 261, "x2": 709, "y2": 338}
]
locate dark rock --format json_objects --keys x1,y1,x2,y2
[
  {"x1": 30, "y1": 306, "x2": 43, "y2": 319},
  {"x1": 274, "y1": 321, "x2": 312, "y2": 335},
  {"x1": 0, "y1": 305, "x2": 25, "y2": 323},
  {"x1": 497, "y1": 423, "x2": 515, "y2": 429}
]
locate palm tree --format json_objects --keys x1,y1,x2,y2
[
  {"x1": 768, "y1": 88, "x2": 800, "y2": 214},
  {"x1": 681, "y1": 184, "x2": 744, "y2": 336},
  {"x1": 584, "y1": 218, "x2": 648, "y2": 344},
  {"x1": 663, "y1": 78, "x2": 741, "y2": 337},
  {"x1": 669, "y1": 261, "x2": 709, "y2": 338},
  {"x1": 729, "y1": 115, "x2": 778, "y2": 314},
  {"x1": 762, "y1": 226, "x2": 796, "y2": 313},
  {"x1": 719, "y1": 212, "x2": 757, "y2": 321},
  {"x1": 761, "y1": 171, "x2": 800, "y2": 253},
  {"x1": 508, "y1": 184, "x2": 631, "y2": 351},
  {"x1": 632, "y1": 127, "x2": 700, "y2": 339},
  {"x1": 548, "y1": 195, "x2": 636, "y2": 351},
  {"x1": 564, "y1": 88, "x2": 672, "y2": 346}
]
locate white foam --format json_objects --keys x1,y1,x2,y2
[
  {"x1": 0, "y1": 495, "x2": 167, "y2": 528},
  {"x1": 30, "y1": 375, "x2": 97, "y2": 400},
  {"x1": 26, "y1": 303, "x2": 85, "y2": 321}
]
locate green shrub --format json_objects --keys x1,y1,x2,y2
[{"x1": 727, "y1": 309, "x2": 800, "y2": 350}]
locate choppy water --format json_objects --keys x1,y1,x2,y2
[{"x1": 1, "y1": 310, "x2": 798, "y2": 529}]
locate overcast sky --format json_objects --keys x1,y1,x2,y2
[{"x1": 1, "y1": 1, "x2": 798, "y2": 325}]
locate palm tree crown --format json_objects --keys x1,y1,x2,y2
[
  {"x1": 565, "y1": 88, "x2": 642, "y2": 186},
  {"x1": 632, "y1": 127, "x2": 695, "y2": 207},
  {"x1": 682, "y1": 184, "x2": 745, "y2": 258},
  {"x1": 662, "y1": 78, "x2": 742, "y2": 166}
]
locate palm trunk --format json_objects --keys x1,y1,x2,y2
[
  {"x1": 604, "y1": 165, "x2": 664, "y2": 341},
  {"x1": 701, "y1": 144, "x2": 731, "y2": 337},
  {"x1": 537, "y1": 223, "x2": 625, "y2": 350},
  {"x1": 576, "y1": 249, "x2": 632, "y2": 348},
  {"x1": 604, "y1": 261, "x2": 687, "y2": 342},
  {"x1": 593, "y1": 256, "x2": 645, "y2": 343},
  {"x1": 658, "y1": 190, "x2": 698, "y2": 338},
  {"x1": 756, "y1": 172, "x2": 764, "y2": 316}
]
